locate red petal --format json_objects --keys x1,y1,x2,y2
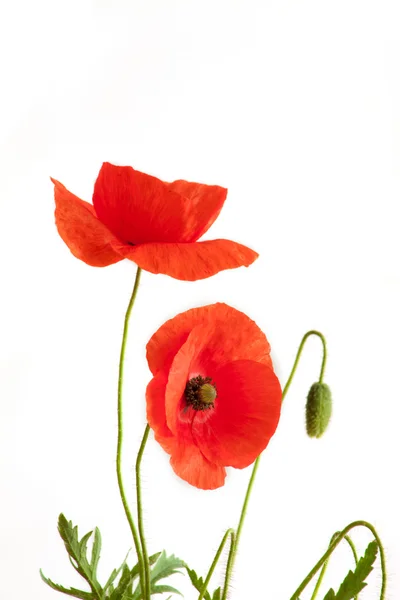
[
  {"x1": 112, "y1": 239, "x2": 259, "y2": 281},
  {"x1": 167, "y1": 179, "x2": 227, "y2": 241},
  {"x1": 146, "y1": 334, "x2": 227, "y2": 490},
  {"x1": 52, "y1": 178, "x2": 122, "y2": 267},
  {"x1": 146, "y1": 303, "x2": 271, "y2": 377},
  {"x1": 165, "y1": 325, "x2": 213, "y2": 434},
  {"x1": 193, "y1": 360, "x2": 282, "y2": 469},
  {"x1": 146, "y1": 372, "x2": 175, "y2": 455},
  {"x1": 93, "y1": 163, "x2": 205, "y2": 244},
  {"x1": 170, "y1": 442, "x2": 226, "y2": 490}
]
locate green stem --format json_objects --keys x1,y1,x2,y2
[
  {"x1": 310, "y1": 533, "x2": 358, "y2": 600},
  {"x1": 222, "y1": 457, "x2": 261, "y2": 600},
  {"x1": 116, "y1": 267, "x2": 145, "y2": 593},
  {"x1": 344, "y1": 534, "x2": 359, "y2": 567},
  {"x1": 289, "y1": 520, "x2": 386, "y2": 600},
  {"x1": 282, "y1": 330, "x2": 327, "y2": 395},
  {"x1": 198, "y1": 529, "x2": 235, "y2": 600},
  {"x1": 136, "y1": 425, "x2": 151, "y2": 600},
  {"x1": 222, "y1": 330, "x2": 328, "y2": 599}
]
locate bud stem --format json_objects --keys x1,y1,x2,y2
[
  {"x1": 222, "y1": 329, "x2": 328, "y2": 600},
  {"x1": 282, "y1": 330, "x2": 327, "y2": 397},
  {"x1": 289, "y1": 520, "x2": 386, "y2": 600},
  {"x1": 310, "y1": 532, "x2": 358, "y2": 600}
]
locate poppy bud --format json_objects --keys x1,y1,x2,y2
[
  {"x1": 199, "y1": 382, "x2": 217, "y2": 405},
  {"x1": 306, "y1": 382, "x2": 332, "y2": 438}
]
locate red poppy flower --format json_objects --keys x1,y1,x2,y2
[
  {"x1": 146, "y1": 303, "x2": 282, "y2": 489},
  {"x1": 52, "y1": 163, "x2": 258, "y2": 281}
]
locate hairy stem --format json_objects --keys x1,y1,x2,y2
[
  {"x1": 116, "y1": 267, "x2": 145, "y2": 593},
  {"x1": 289, "y1": 520, "x2": 386, "y2": 600},
  {"x1": 222, "y1": 330, "x2": 328, "y2": 598},
  {"x1": 222, "y1": 457, "x2": 261, "y2": 600},
  {"x1": 282, "y1": 330, "x2": 327, "y2": 396},
  {"x1": 310, "y1": 532, "x2": 358, "y2": 600},
  {"x1": 136, "y1": 424, "x2": 151, "y2": 600},
  {"x1": 198, "y1": 529, "x2": 235, "y2": 600}
]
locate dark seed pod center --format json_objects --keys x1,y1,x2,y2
[{"x1": 185, "y1": 375, "x2": 217, "y2": 411}]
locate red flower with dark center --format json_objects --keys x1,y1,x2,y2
[
  {"x1": 52, "y1": 163, "x2": 258, "y2": 281},
  {"x1": 146, "y1": 303, "x2": 282, "y2": 489}
]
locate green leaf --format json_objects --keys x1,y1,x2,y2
[
  {"x1": 212, "y1": 587, "x2": 221, "y2": 600},
  {"x1": 80, "y1": 531, "x2": 94, "y2": 558},
  {"x1": 149, "y1": 551, "x2": 185, "y2": 584},
  {"x1": 148, "y1": 552, "x2": 162, "y2": 565},
  {"x1": 131, "y1": 552, "x2": 185, "y2": 600},
  {"x1": 103, "y1": 551, "x2": 163, "y2": 600},
  {"x1": 90, "y1": 527, "x2": 102, "y2": 578},
  {"x1": 151, "y1": 585, "x2": 183, "y2": 596},
  {"x1": 57, "y1": 514, "x2": 102, "y2": 597},
  {"x1": 103, "y1": 567, "x2": 120, "y2": 595},
  {"x1": 130, "y1": 552, "x2": 161, "y2": 581},
  {"x1": 40, "y1": 570, "x2": 93, "y2": 600},
  {"x1": 103, "y1": 552, "x2": 130, "y2": 597},
  {"x1": 323, "y1": 540, "x2": 378, "y2": 600},
  {"x1": 109, "y1": 564, "x2": 134, "y2": 600},
  {"x1": 184, "y1": 566, "x2": 211, "y2": 600}
]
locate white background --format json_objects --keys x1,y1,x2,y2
[{"x1": 1, "y1": 1, "x2": 399, "y2": 598}]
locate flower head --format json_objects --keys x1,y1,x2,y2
[
  {"x1": 52, "y1": 163, "x2": 258, "y2": 281},
  {"x1": 146, "y1": 303, "x2": 282, "y2": 489}
]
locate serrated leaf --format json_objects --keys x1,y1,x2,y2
[
  {"x1": 212, "y1": 587, "x2": 221, "y2": 600},
  {"x1": 109, "y1": 564, "x2": 135, "y2": 600},
  {"x1": 121, "y1": 564, "x2": 134, "y2": 597},
  {"x1": 40, "y1": 570, "x2": 92, "y2": 600},
  {"x1": 150, "y1": 551, "x2": 185, "y2": 584},
  {"x1": 103, "y1": 567, "x2": 121, "y2": 595},
  {"x1": 127, "y1": 584, "x2": 182, "y2": 600},
  {"x1": 131, "y1": 552, "x2": 185, "y2": 600},
  {"x1": 103, "y1": 552, "x2": 130, "y2": 597},
  {"x1": 90, "y1": 528, "x2": 102, "y2": 578},
  {"x1": 80, "y1": 531, "x2": 94, "y2": 557},
  {"x1": 130, "y1": 552, "x2": 161, "y2": 582},
  {"x1": 151, "y1": 584, "x2": 183, "y2": 596},
  {"x1": 148, "y1": 552, "x2": 162, "y2": 565},
  {"x1": 184, "y1": 566, "x2": 211, "y2": 600},
  {"x1": 57, "y1": 514, "x2": 102, "y2": 598},
  {"x1": 323, "y1": 541, "x2": 378, "y2": 600}
]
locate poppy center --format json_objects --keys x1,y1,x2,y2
[{"x1": 185, "y1": 375, "x2": 217, "y2": 411}]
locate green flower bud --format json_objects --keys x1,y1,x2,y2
[{"x1": 306, "y1": 382, "x2": 332, "y2": 438}]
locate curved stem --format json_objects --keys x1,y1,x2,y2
[
  {"x1": 282, "y1": 330, "x2": 327, "y2": 396},
  {"x1": 223, "y1": 330, "x2": 328, "y2": 598},
  {"x1": 310, "y1": 533, "x2": 358, "y2": 600},
  {"x1": 309, "y1": 534, "x2": 336, "y2": 600},
  {"x1": 344, "y1": 534, "x2": 359, "y2": 567},
  {"x1": 198, "y1": 529, "x2": 235, "y2": 600},
  {"x1": 289, "y1": 520, "x2": 386, "y2": 600},
  {"x1": 223, "y1": 539, "x2": 235, "y2": 600},
  {"x1": 136, "y1": 425, "x2": 151, "y2": 600},
  {"x1": 116, "y1": 267, "x2": 145, "y2": 592}
]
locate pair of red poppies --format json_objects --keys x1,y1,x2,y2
[{"x1": 54, "y1": 163, "x2": 282, "y2": 489}]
